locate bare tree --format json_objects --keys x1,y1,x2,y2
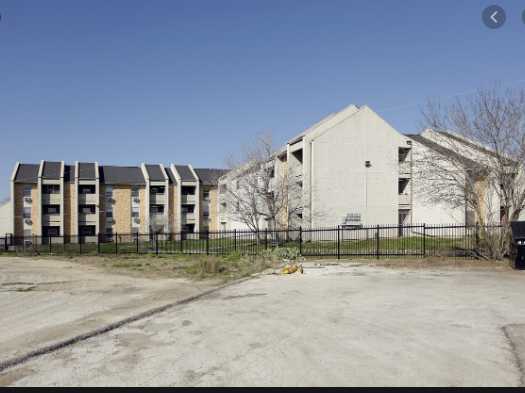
[
  {"x1": 222, "y1": 133, "x2": 299, "y2": 233},
  {"x1": 418, "y1": 85, "x2": 525, "y2": 258}
]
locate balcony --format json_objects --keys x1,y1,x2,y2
[
  {"x1": 150, "y1": 193, "x2": 165, "y2": 205},
  {"x1": 42, "y1": 193, "x2": 61, "y2": 204},
  {"x1": 181, "y1": 194, "x2": 196, "y2": 204},
  {"x1": 182, "y1": 212, "x2": 195, "y2": 224},
  {"x1": 398, "y1": 193, "x2": 411, "y2": 206},
  {"x1": 42, "y1": 214, "x2": 61, "y2": 225},
  {"x1": 79, "y1": 212, "x2": 97, "y2": 224},
  {"x1": 78, "y1": 193, "x2": 98, "y2": 205},
  {"x1": 399, "y1": 161, "x2": 411, "y2": 177}
]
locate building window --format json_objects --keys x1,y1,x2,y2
[
  {"x1": 42, "y1": 184, "x2": 60, "y2": 194},
  {"x1": 181, "y1": 186, "x2": 195, "y2": 196},
  {"x1": 79, "y1": 225, "x2": 96, "y2": 236},
  {"x1": 203, "y1": 191, "x2": 210, "y2": 201},
  {"x1": 150, "y1": 186, "x2": 165, "y2": 194},
  {"x1": 23, "y1": 185, "x2": 32, "y2": 197},
  {"x1": 131, "y1": 211, "x2": 139, "y2": 218},
  {"x1": 131, "y1": 187, "x2": 140, "y2": 197},
  {"x1": 79, "y1": 205, "x2": 96, "y2": 214},
  {"x1": 105, "y1": 186, "x2": 113, "y2": 197},
  {"x1": 78, "y1": 185, "x2": 96, "y2": 194},
  {"x1": 23, "y1": 229, "x2": 32, "y2": 237},
  {"x1": 150, "y1": 204, "x2": 164, "y2": 214},
  {"x1": 182, "y1": 205, "x2": 195, "y2": 213},
  {"x1": 43, "y1": 226, "x2": 60, "y2": 237},
  {"x1": 106, "y1": 211, "x2": 113, "y2": 218},
  {"x1": 43, "y1": 205, "x2": 60, "y2": 214},
  {"x1": 22, "y1": 207, "x2": 31, "y2": 218}
]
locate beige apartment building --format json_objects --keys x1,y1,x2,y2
[{"x1": 10, "y1": 161, "x2": 226, "y2": 238}]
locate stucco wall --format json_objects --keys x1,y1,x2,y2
[
  {"x1": 0, "y1": 201, "x2": 11, "y2": 235},
  {"x1": 305, "y1": 106, "x2": 405, "y2": 227}
]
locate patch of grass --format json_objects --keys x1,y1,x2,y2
[{"x1": 36, "y1": 251, "x2": 279, "y2": 283}]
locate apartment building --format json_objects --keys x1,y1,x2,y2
[
  {"x1": 407, "y1": 128, "x2": 524, "y2": 225},
  {"x1": 218, "y1": 105, "x2": 414, "y2": 230},
  {"x1": 10, "y1": 161, "x2": 226, "y2": 238}
]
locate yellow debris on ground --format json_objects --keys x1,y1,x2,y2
[{"x1": 281, "y1": 264, "x2": 304, "y2": 275}]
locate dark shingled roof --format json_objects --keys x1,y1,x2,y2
[
  {"x1": 194, "y1": 168, "x2": 229, "y2": 186},
  {"x1": 42, "y1": 161, "x2": 62, "y2": 179},
  {"x1": 164, "y1": 167, "x2": 177, "y2": 184},
  {"x1": 14, "y1": 164, "x2": 39, "y2": 184},
  {"x1": 145, "y1": 164, "x2": 166, "y2": 181},
  {"x1": 99, "y1": 165, "x2": 146, "y2": 185},
  {"x1": 174, "y1": 165, "x2": 196, "y2": 182},
  {"x1": 78, "y1": 162, "x2": 96, "y2": 180},
  {"x1": 407, "y1": 134, "x2": 481, "y2": 170}
]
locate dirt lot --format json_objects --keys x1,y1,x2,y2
[{"x1": 2, "y1": 257, "x2": 525, "y2": 386}]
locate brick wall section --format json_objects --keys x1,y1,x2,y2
[
  {"x1": 168, "y1": 185, "x2": 174, "y2": 232},
  {"x1": 64, "y1": 181, "x2": 76, "y2": 236},
  {"x1": 208, "y1": 187, "x2": 219, "y2": 231},
  {"x1": 99, "y1": 184, "x2": 106, "y2": 230},
  {"x1": 31, "y1": 185, "x2": 39, "y2": 235},
  {"x1": 13, "y1": 184, "x2": 24, "y2": 236},
  {"x1": 113, "y1": 186, "x2": 131, "y2": 234},
  {"x1": 139, "y1": 187, "x2": 147, "y2": 233}
]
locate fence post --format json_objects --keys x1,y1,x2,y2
[
  {"x1": 265, "y1": 228, "x2": 268, "y2": 249},
  {"x1": 206, "y1": 230, "x2": 209, "y2": 255},
  {"x1": 115, "y1": 232, "x2": 118, "y2": 255},
  {"x1": 299, "y1": 226, "x2": 303, "y2": 255},
  {"x1": 337, "y1": 225, "x2": 340, "y2": 260},
  {"x1": 136, "y1": 232, "x2": 139, "y2": 254},
  {"x1": 234, "y1": 229, "x2": 237, "y2": 251},
  {"x1": 475, "y1": 222, "x2": 480, "y2": 252},
  {"x1": 375, "y1": 225, "x2": 379, "y2": 259},
  {"x1": 180, "y1": 232, "x2": 184, "y2": 253},
  {"x1": 4, "y1": 234, "x2": 7, "y2": 252},
  {"x1": 422, "y1": 223, "x2": 426, "y2": 257},
  {"x1": 49, "y1": 235, "x2": 52, "y2": 255},
  {"x1": 155, "y1": 233, "x2": 159, "y2": 255},
  {"x1": 97, "y1": 233, "x2": 101, "y2": 254}
]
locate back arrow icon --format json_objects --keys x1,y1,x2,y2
[{"x1": 490, "y1": 11, "x2": 499, "y2": 23}]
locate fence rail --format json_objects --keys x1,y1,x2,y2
[{"x1": 1, "y1": 224, "x2": 504, "y2": 259}]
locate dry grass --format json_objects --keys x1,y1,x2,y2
[{"x1": 40, "y1": 253, "x2": 280, "y2": 282}]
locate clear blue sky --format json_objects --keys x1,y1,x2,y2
[{"x1": 1, "y1": 0, "x2": 524, "y2": 199}]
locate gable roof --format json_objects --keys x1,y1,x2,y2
[
  {"x1": 407, "y1": 134, "x2": 481, "y2": 170},
  {"x1": 164, "y1": 167, "x2": 177, "y2": 184},
  {"x1": 42, "y1": 161, "x2": 62, "y2": 179},
  {"x1": 193, "y1": 168, "x2": 229, "y2": 186},
  {"x1": 174, "y1": 165, "x2": 196, "y2": 182},
  {"x1": 14, "y1": 164, "x2": 39, "y2": 184},
  {"x1": 288, "y1": 104, "x2": 359, "y2": 144},
  {"x1": 99, "y1": 165, "x2": 146, "y2": 185},
  {"x1": 437, "y1": 131, "x2": 499, "y2": 158},
  {"x1": 145, "y1": 164, "x2": 166, "y2": 182},
  {"x1": 78, "y1": 162, "x2": 96, "y2": 180}
]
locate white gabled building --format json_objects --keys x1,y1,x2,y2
[{"x1": 219, "y1": 104, "x2": 414, "y2": 229}]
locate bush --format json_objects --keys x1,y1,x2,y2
[{"x1": 261, "y1": 247, "x2": 301, "y2": 262}]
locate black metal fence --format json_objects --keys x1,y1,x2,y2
[{"x1": 0, "y1": 223, "x2": 505, "y2": 259}]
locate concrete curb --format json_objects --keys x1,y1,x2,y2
[{"x1": 0, "y1": 276, "x2": 254, "y2": 373}]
